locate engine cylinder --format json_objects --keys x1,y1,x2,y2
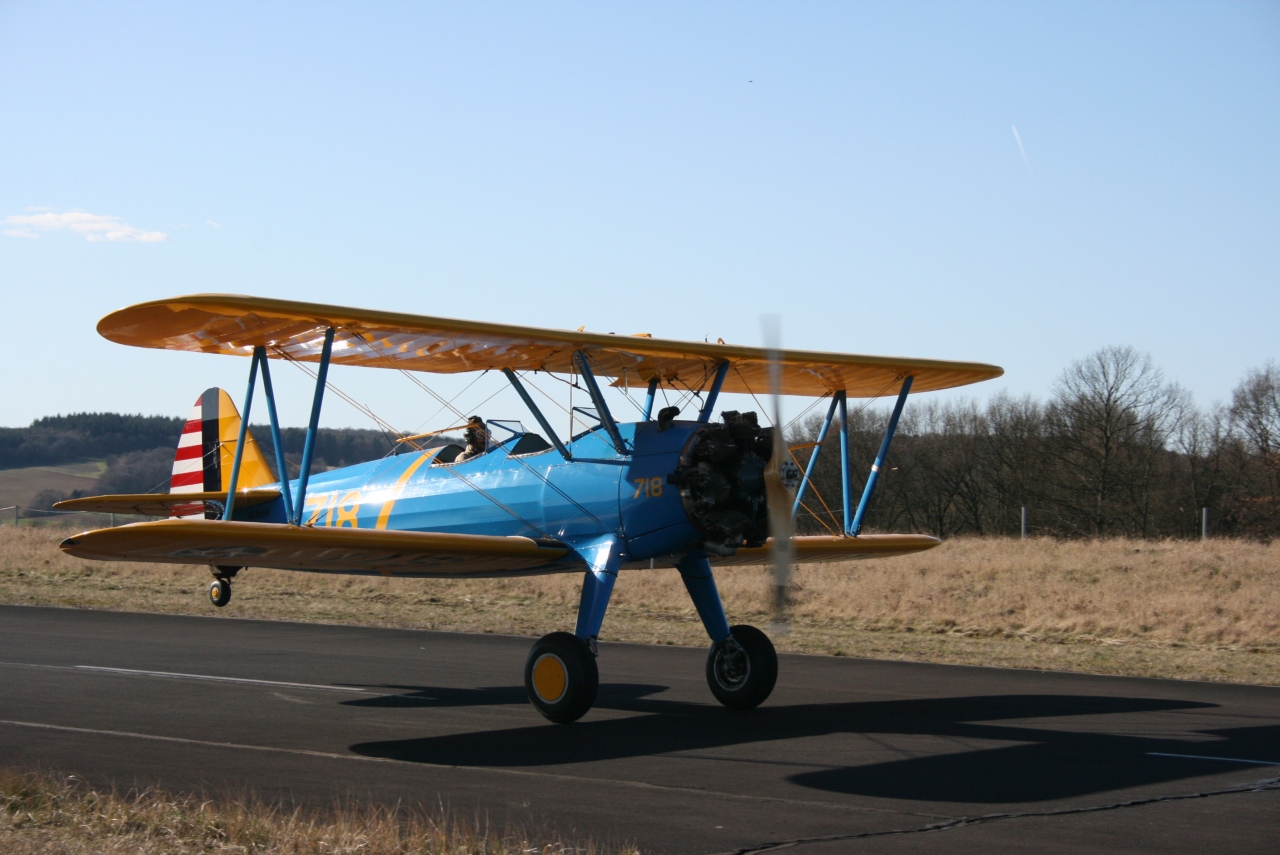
[{"x1": 667, "y1": 411, "x2": 772, "y2": 554}]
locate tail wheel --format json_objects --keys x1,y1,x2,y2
[
  {"x1": 524, "y1": 632, "x2": 598, "y2": 723},
  {"x1": 208, "y1": 578, "x2": 232, "y2": 608},
  {"x1": 706, "y1": 624, "x2": 777, "y2": 710}
]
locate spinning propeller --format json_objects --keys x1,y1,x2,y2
[{"x1": 761, "y1": 316, "x2": 799, "y2": 633}]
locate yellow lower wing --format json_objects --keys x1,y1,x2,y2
[
  {"x1": 709, "y1": 534, "x2": 940, "y2": 566},
  {"x1": 60, "y1": 519, "x2": 572, "y2": 578},
  {"x1": 54, "y1": 489, "x2": 280, "y2": 517}
]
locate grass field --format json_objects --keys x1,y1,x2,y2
[
  {"x1": 2, "y1": 525, "x2": 1277, "y2": 685},
  {"x1": 0, "y1": 767, "x2": 627, "y2": 855},
  {"x1": 0, "y1": 461, "x2": 104, "y2": 511}
]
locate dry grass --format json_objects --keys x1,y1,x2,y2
[
  {"x1": 2, "y1": 525, "x2": 1278, "y2": 684},
  {"x1": 0, "y1": 767, "x2": 628, "y2": 854}
]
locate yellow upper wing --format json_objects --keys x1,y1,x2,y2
[{"x1": 97, "y1": 294, "x2": 1003, "y2": 398}]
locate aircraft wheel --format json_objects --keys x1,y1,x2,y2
[
  {"x1": 706, "y1": 624, "x2": 777, "y2": 710},
  {"x1": 208, "y1": 578, "x2": 232, "y2": 608},
  {"x1": 524, "y1": 632, "x2": 598, "y2": 723}
]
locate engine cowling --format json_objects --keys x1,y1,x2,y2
[{"x1": 667, "y1": 411, "x2": 772, "y2": 555}]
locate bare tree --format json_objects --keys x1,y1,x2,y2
[
  {"x1": 1229, "y1": 362, "x2": 1280, "y2": 530},
  {"x1": 1047, "y1": 346, "x2": 1183, "y2": 536},
  {"x1": 1167, "y1": 400, "x2": 1230, "y2": 533},
  {"x1": 908, "y1": 400, "x2": 988, "y2": 536},
  {"x1": 981, "y1": 392, "x2": 1050, "y2": 534}
]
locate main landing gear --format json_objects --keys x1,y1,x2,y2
[
  {"x1": 208, "y1": 566, "x2": 240, "y2": 608},
  {"x1": 707, "y1": 624, "x2": 777, "y2": 709},
  {"x1": 524, "y1": 632, "x2": 599, "y2": 723},
  {"x1": 521, "y1": 546, "x2": 779, "y2": 723}
]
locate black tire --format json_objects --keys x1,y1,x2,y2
[
  {"x1": 706, "y1": 624, "x2": 777, "y2": 710},
  {"x1": 524, "y1": 632, "x2": 598, "y2": 723},
  {"x1": 209, "y1": 578, "x2": 232, "y2": 608}
]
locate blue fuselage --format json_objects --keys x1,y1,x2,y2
[{"x1": 235, "y1": 421, "x2": 702, "y2": 566}]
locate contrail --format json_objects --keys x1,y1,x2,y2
[{"x1": 1011, "y1": 125, "x2": 1032, "y2": 174}]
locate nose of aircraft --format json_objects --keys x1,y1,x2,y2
[{"x1": 667, "y1": 411, "x2": 772, "y2": 556}]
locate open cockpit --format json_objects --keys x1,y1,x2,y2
[{"x1": 429, "y1": 419, "x2": 554, "y2": 466}]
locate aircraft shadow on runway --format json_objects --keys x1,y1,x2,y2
[{"x1": 345, "y1": 688, "x2": 1280, "y2": 804}]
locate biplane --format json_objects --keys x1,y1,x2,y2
[{"x1": 58, "y1": 295, "x2": 1002, "y2": 722}]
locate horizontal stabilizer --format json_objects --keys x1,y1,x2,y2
[
  {"x1": 710, "y1": 534, "x2": 941, "y2": 566},
  {"x1": 53, "y1": 489, "x2": 281, "y2": 518},
  {"x1": 60, "y1": 518, "x2": 572, "y2": 578}
]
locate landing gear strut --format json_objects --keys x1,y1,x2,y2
[{"x1": 208, "y1": 566, "x2": 240, "y2": 608}]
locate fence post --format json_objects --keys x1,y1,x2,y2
[
  {"x1": 109, "y1": 512, "x2": 115, "y2": 528},
  {"x1": 1201, "y1": 507, "x2": 1208, "y2": 541},
  {"x1": 1021, "y1": 506, "x2": 1027, "y2": 540},
  {"x1": 14, "y1": 505, "x2": 18, "y2": 527}
]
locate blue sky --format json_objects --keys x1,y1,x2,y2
[{"x1": 2, "y1": 2, "x2": 1277, "y2": 432}]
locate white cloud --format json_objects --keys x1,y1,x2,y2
[{"x1": 2, "y1": 210, "x2": 168, "y2": 242}]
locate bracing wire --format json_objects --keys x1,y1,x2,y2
[
  {"x1": 615, "y1": 365, "x2": 650, "y2": 418},
  {"x1": 667, "y1": 365, "x2": 714, "y2": 415},
  {"x1": 280, "y1": 343, "x2": 604, "y2": 539},
  {"x1": 433, "y1": 464, "x2": 551, "y2": 539},
  {"x1": 279, "y1": 342, "x2": 554, "y2": 537},
  {"x1": 277, "y1": 349, "x2": 412, "y2": 452},
  {"x1": 514, "y1": 372, "x2": 572, "y2": 416},
  {"x1": 454, "y1": 382, "x2": 511, "y2": 424},
  {"x1": 413, "y1": 371, "x2": 486, "y2": 434},
  {"x1": 730, "y1": 368, "x2": 905, "y2": 535},
  {"x1": 731, "y1": 367, "x2": 824, "y2": 431},
  {"x1": 344, "y1": 329, "x2": 472, "y2": 424},
  {"x1": 789, "y1": 444, "x2": 841, "y2": 534},
  {"x1": 503, "y1": 368, "x2": 624, "y2": 533},
  {"x1": 795, "y1": 496, "x2": 839, "y2": 536},
  {"x1": 268, "y1": 334, "x2": 905, "y2": 543},
  {"x1": 616, "y1": 379, "x2": 649, "y2": 417},
  {"x1": 732, "y1": 367, "x2": 776, "y2": 428},
  {"x1": 582, "y1": 351, "x2": 649, "y2": 418}
]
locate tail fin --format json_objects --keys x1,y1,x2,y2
[{"x1": 171, "y1": 388, "x2": 275, "y2": 518}]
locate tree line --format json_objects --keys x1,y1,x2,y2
[
  {"x1": 0, "y1": 414, "x2": 185, "y2": 469},
  {"x1": 2, "y1": 413, "x2": 400, "y2": 475},
  {"x1": 792, "y1": 347, "x2": 1280, "y2": 539},
  {"x1": 11, "y1": 416, "x2": 401, "y2": 510}
]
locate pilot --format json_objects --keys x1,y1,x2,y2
[{"x1": 456, "y1": 415, "x2": 487, "y2": 462}]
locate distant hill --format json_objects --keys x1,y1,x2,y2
[
  {"x1": 2, "y1": 412, "x2": 437, "y2": 514},
  {"x1": 0, "y1": 414, "x2": 184, "y2": 469},
  {"x1": 0, "y1": 412, "x2": 441, "y2": 474}
]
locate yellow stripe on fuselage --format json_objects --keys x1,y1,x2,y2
[
  {"x1": 375, "y1": 449, "x2": 438, "y2": 529},
  {"x1": 299, "y1": 449, "x2": 438, "y2": 529}
]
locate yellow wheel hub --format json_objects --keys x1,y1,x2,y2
[{"x1": 531, "y1": 654, "x2": 568, "y2": 704}]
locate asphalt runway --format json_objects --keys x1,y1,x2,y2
[{"x1": 1, "y1": 604, "x2": 1277, "y2": 854}]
